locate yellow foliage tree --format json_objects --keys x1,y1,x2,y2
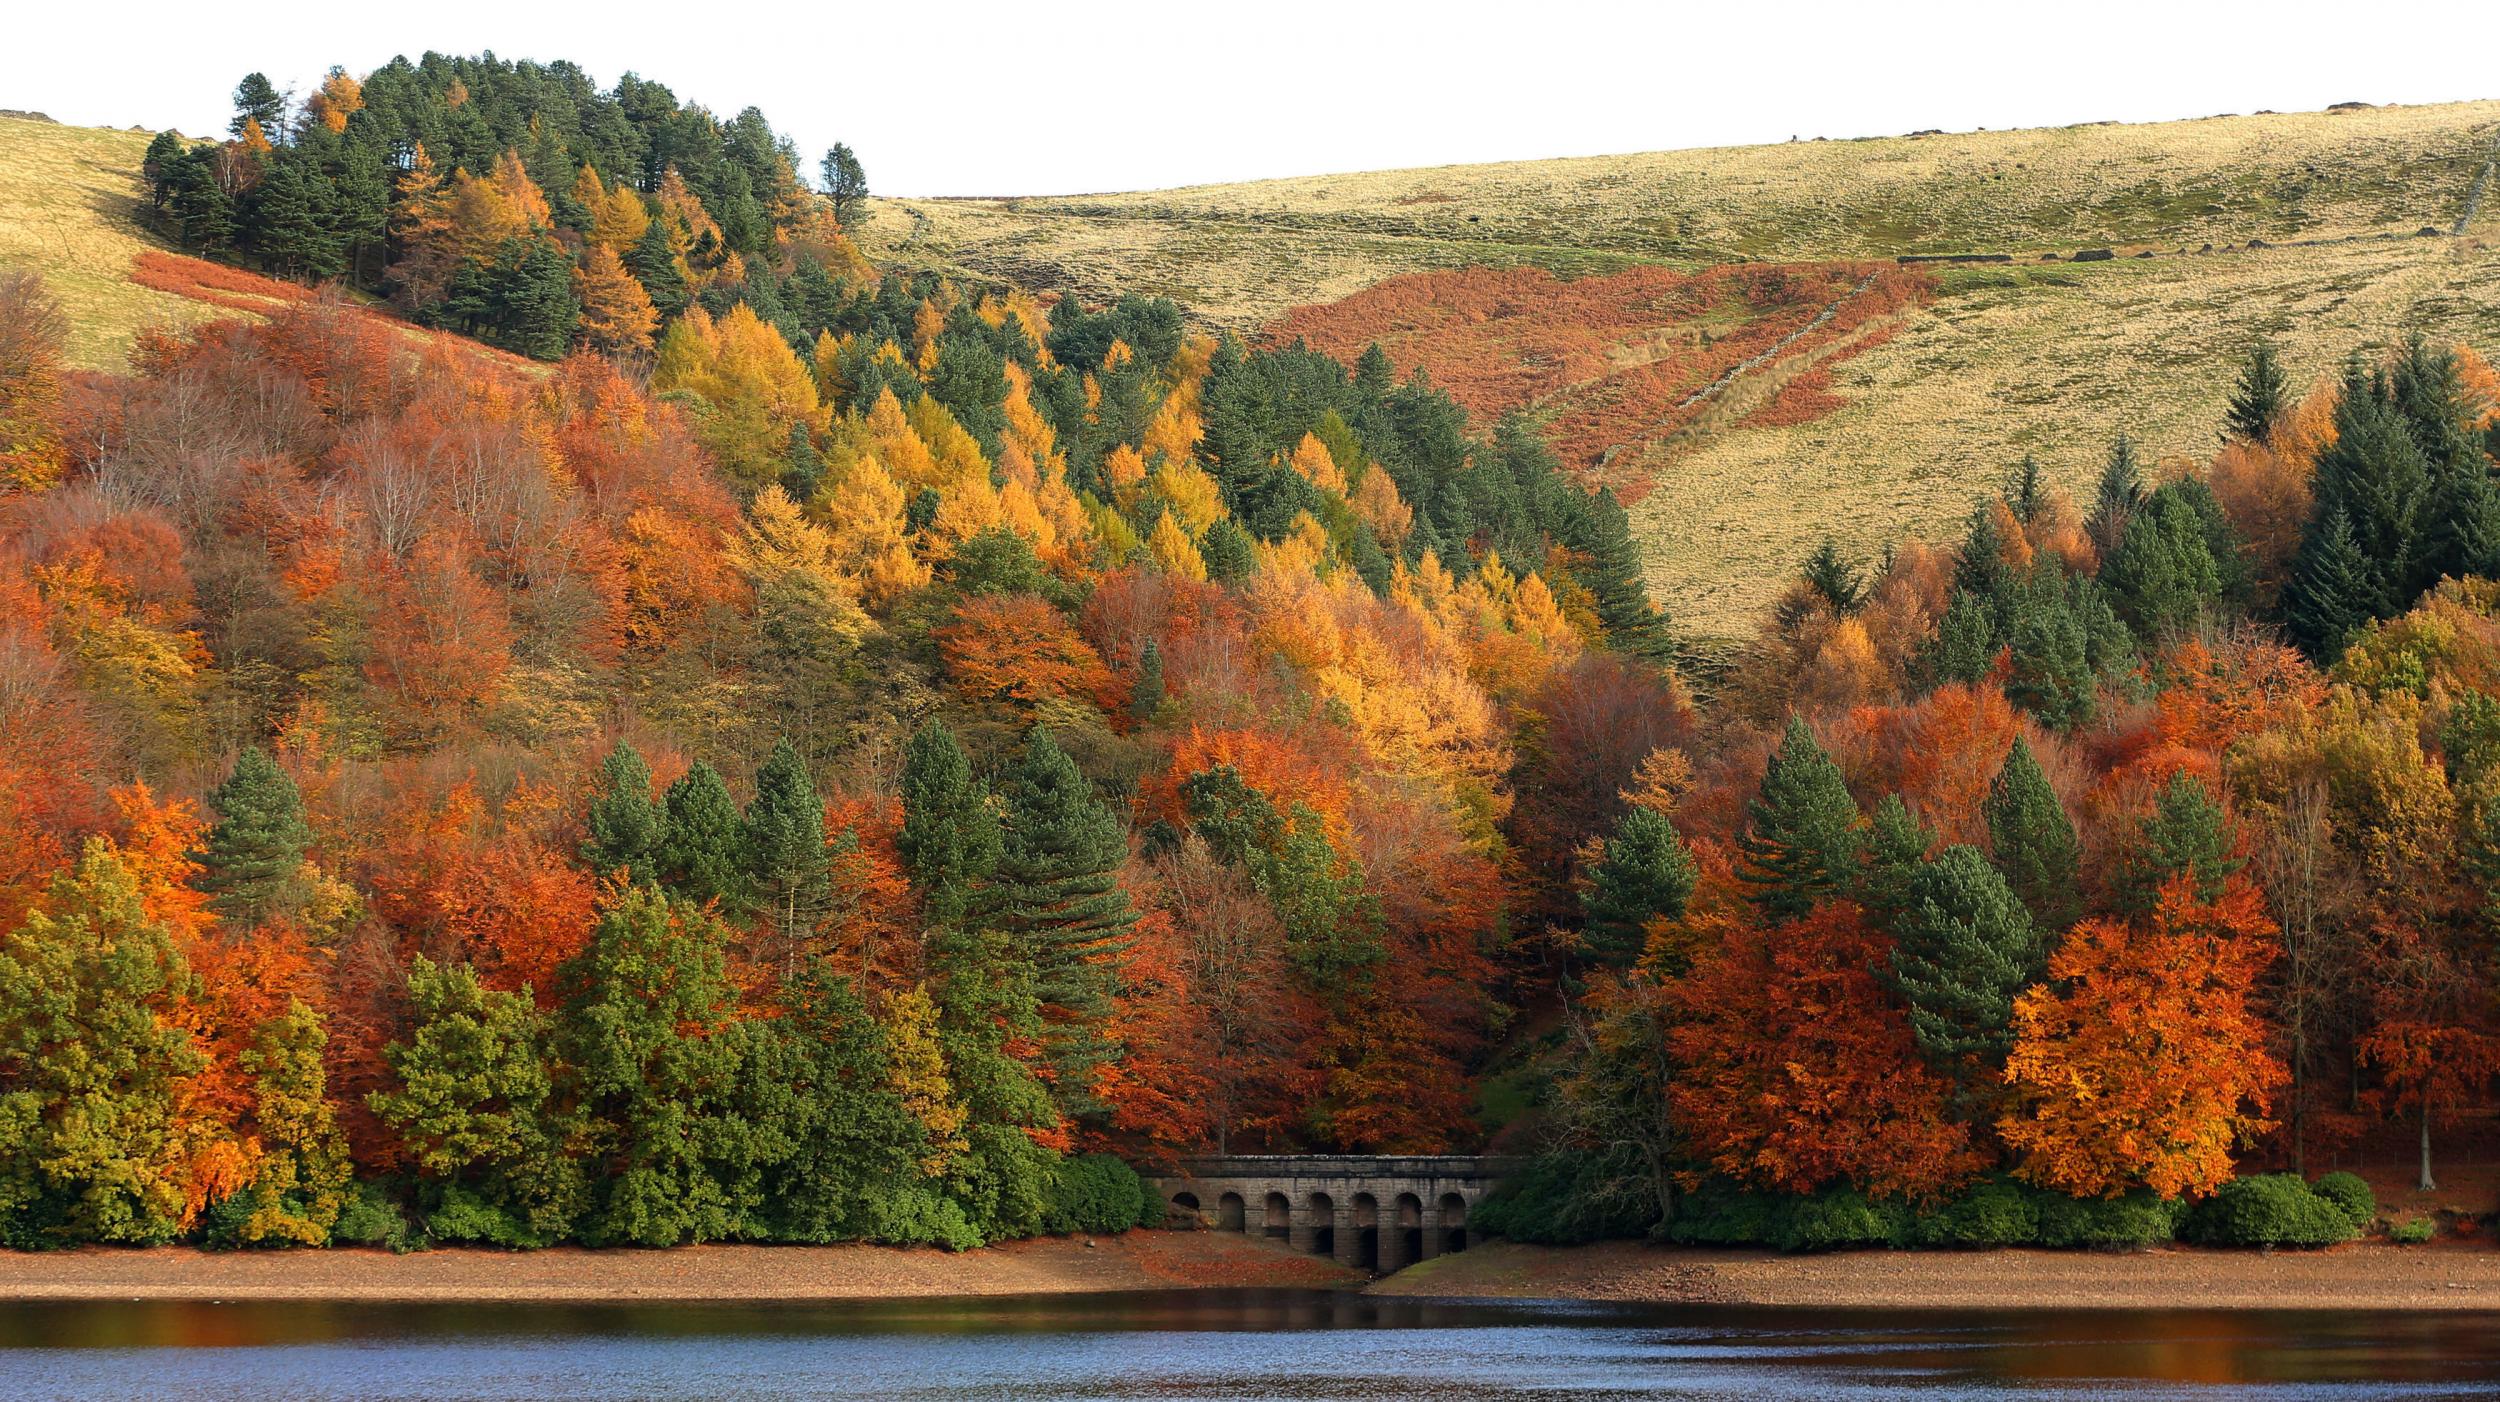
[
  {"x1": 1146, "y1": 514, "x2": 1209, "y2": 582},
  {"x1": 572, "y1": 244, "x2": 658, "y2": 357}
]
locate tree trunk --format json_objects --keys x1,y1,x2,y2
[{"x1": 2419, "y1": 1098, "x2": 2437, "y2": 1193}]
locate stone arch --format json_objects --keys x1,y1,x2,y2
[
  {"x1": 1263, "y1": 1191, "x2": 1292, "y2": 1239},
  {"x1": 1169, "y1": 1190, "x2": 1201, "y2": 1227},
  {"x1": 1301, "y1": 1191, "x2": 1336, "y2": 1257},
  {"x1": 1351, "y1": 1192, "x2": 1381, "y2": 1270},
  {"x1": 1437, "y1": 1192, "x2": 1468, "y2": 1254},
  {"x1": 1217, "y1": 1191, "x2": 1246, "y2": 1232},
  {"x1": 1390, "y1": 1192, "x2": 1425, "y2": 1272}
]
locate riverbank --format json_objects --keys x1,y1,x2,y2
[
  {"x1": 0, "y1": 1231, "x2": 1358, "y2": 1302},
  {"x1": 1370, "y1": 1239, "x2": 2500, "y2": 1310}
]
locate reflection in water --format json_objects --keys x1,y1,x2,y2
[{"x1": 2, "y1": 1289, "x2": 2498, "y2": 1400}]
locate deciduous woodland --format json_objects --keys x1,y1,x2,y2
[{"x1": 2, "y1": 57, "x2": 2500, "y2": 1256}]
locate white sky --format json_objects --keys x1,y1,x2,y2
[{"x1": 5, "y1": 1, "x2": 2495, "y2": 197}]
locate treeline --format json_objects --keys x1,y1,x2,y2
[
  {"x1": 0, "y1": 132, "x2": 1672, "y2": 1245},
  {"x1": 1493, "y1": 334, "x2": 2500, "y2": 1250},
  {"x1": 140, "y1": 56, "x2": 869, "y2": 360}
]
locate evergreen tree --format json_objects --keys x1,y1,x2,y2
[
  {"x1": 658, "y1": 762, "x2": 748, "y2": 910},
  {"x1": 495, "y1": 236, "x2": 581, "y2": 360},
  {"x1": 783, "y1": 422, "x2": 825, "y2": 502},
  {"x1": 1581, "y1": 806, "x2": 1698, "y2": 966},
  {"x1": 1886, "y1": 845, "x2": 2042, "y2": 1087},
  {"x1": 1801, "y1": 538, "x2": 1863, "y2": 613},
  {"x1": 1571, "y1": 488, "x2": 1673, "y2": 660},
  {"x1": 2285, "y1": 361, "x2": 2431, "y2": 651},
  {"x1": 1984, "y1": 737, "x2": 2080, "y2": 933},
  {"x1": 625, "y1": 219, "x2": 687, "y2": 318},
  {"x1": 141, "y1": 130, "x2": 185, "y2": 209},
  {"x1": 1130, "y1": 639, "x2": 1166, "y2": 722},
  {"x1": 2006, "y1": 455, "x2": 2047, "y2": 523},
  {"x1": 2114, "y1": 770, "x2": 2241, "y2": 912},
  {"x1": 0, "y1": 844, "x2": 203, "y2": 1246},
  {"x1": 2086, "y1": 434, "x2": 2146, "y2": 553},
  {"x1": 1200, "y1": 518, "x2": 1257, "y2": 585},
  {"x1": 582, "y1": 741, "x2": 662, "y2": 885},
  {"x1": 2099, "y1": 484, "x2": 2222, "y2": 640},
  {"x1": 2225, "y1": 340, "x2": 2289, "y2": 445},
  {"x1": 371, "y1": 957, "x2": 584, "y2": 1247},
  {"x1": 993, "y1": 730, "x2": 1138, "y2": 1112},
  {"x1": 231, "y1": 73, "x2": 285, "y2": 137},
  {"x1": 561, "y1": 888, "x2": 760, "y2": 1246},
  {"x1": 167, "y1": 153, "x2": 239, "y2": 252},
  {"x1": 1953, "y1": 501, "x2": 2011, "y2": 603},
  {"x1": 2284, "y1": 508, "x2": 2377, "y2": 664},
  {"x1": 195, "y1": 747, "x2": 314, "y2": 924},
  {"x1": 744, "y1": 740, "x2": 830, "y2": 960},
  {"x1": 1738, "y1": 716, "x2": 1864, "y2": 921},
  {"x1": 898, "y1": 720, "x2": 1000, "y2": 929},
  {"x1": 1919, "y1": 590, "x2": 1999, "y2": 688},
  {"x1": 2005, "y1": 572, "x2": 2131, "y2": 732},
  {"x1": 246, "y1": 155, "x2": 346, "y2": 280},
  {"x1": 1857, "y1": 793, "x2": 1936, "y2": 927},
  {"x1": 819, "y1": 143, "x2": 868, "y2": 227}
]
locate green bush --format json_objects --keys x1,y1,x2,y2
[
  {"x1": 2310, "y1": 1172, "x2": 2376, "y2": 1232},
  {"x1": 2031, "y1": 1188, "x2": 2183, "y2": 1249},
  {"x1": 1664, "y1": 1181, "x2": 1781, "y2": 1247},
  {"x1": 857, "y1": 1185, "x2": 983, "y2": 1252},
  {"x1": 1135, "y1": 1189, "x2": 1167, "y2": 1230},
  {"x1": 1909, "y1": 1178, "x2": 2040, "y2": 1247},
  {"x1": 2180, "y1": 1174, "x2": 2356, "y2": 1248},
  {"x1": 1473, "y1": 1147, "x2": 1660, "y2": 1246},
  {"x1": 2391, "y1": 1216, "x2": 2436, "y2": 1245},
  {"x1": 1776, "y1": 1190, "x2": 1908, "y2": 1253},
  {"x1": 331, "y1": 1183, "x2": 415, "y2": 1253},
  {"x1": 1045, "y1": 1153, "x2": 1147, "y2": 1236}
]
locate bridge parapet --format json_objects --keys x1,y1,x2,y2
[{"x1": 1147, "y1": 1154, "x2": 1517, "y2": 1274}]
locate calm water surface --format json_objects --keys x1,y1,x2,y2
[{"x1": 2, "y1": 1289, "x2": 2497, "y2": 1400}]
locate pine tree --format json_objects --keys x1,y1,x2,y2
[
  {"x1": 231, "y1": 73, "x2": 284, "y2": 137},
  {"x1": 1573, "y1": 488, "x2": 1673, "y2": 660},
  {"x1": 1200, "y1": 518, "x2": 1257, "y2": 584},
  {"x1": 625, "y1": 218, "x2": 688, "y2": 318},
  {"x1": 782, "y1": 422, "x2": 825, "y2": 502},
  {"x1": 1130, "y1": 639, "x2": 1166, "y2": 722},
  {"x1": 819, "y1": 143, "x2": 868, "y2": 227},
  {"x1": 494, "y1": 236, "x2": 580, "y2": 361},
  {"x1": 2087, "y1": 434, "x2": 2146, "y2": 553},
  {"x1": 2283, "y1": 509, "x2": 2378, "y2": 664},
  {"x1": 1581, "y1": 805, "x2": 1698, "y2": 966},
  {"x1": 1801, "y1": 538, "x2": 1864, "y2": 613},
  {"x1": 195, "y1": 747, "x2": 314, "y2": 924},
  {"x1": 1885, "y1": 844, "x2": 2042, "y2": 1085},
  {"x1": 561, "y1": 888, "x2": 758, "y2": 1246},
  {"x1": 1919, "y1": 590, "x2": 1999, "y2": 688},
  {"x1": 745, "y1": 740, "x2": 831, "y2": 960},
  {"x1": 1984, "y1": 737, "x2": 2080, "y2": 933},
  {"x1": 1857, "y1": 793, "x2": 1936, "y2": 927},
  {"x1": 246, "y1": 154, "x2": 346, "y2": 280},
  {"x1": 2005, "y1": 573, "x2": 2130, "y2": 732},
  {"x1": 0, "y1": 843, "x2": 204, "y2": 1246},
  {"x1": 2225, "y1": 340, "x2": 2289, "y2": 445},
  {"x1": 993, "y1": 730, "x2": 1138, "y2": 1112},
  {"x1": 898, "y1": 720, "x2": 1000, "y2": 929},
  {"x1": 2099, "y1": 485, "x2": 2222, "y2": 640},
  {"x1": 371, "y1": 956, "x2": 584, "y2": 1247},
  {"x1": 582, "y1": 740, "x2": 662, "y2": 885},
  {"x1": 2114, "y1": 771, "x2": 2241, "y2": 912},
  {"x1": 1738, "y1": 716, "x2": 1864, "y2": 921},
  {"x1": 658, "y1": 763, "x2": 749, "y2": 910},
  {"x1": 1953, "y1": 501, "x2": 2011, "y2": 602},
  {"x1": 2006, "y1": 455, "x2": 2047, "y2": 523}
]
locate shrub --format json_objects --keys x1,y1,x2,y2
[
  {"x1": 858, "y1": 1185, "x2": 983, "y2": 1252},
  {"x1": 2310, "y1": 1172, "x2": 2376, "y2": 1232},
  {"x1": 1910, "y1": 1178, "x2": 2040, "y2": 1247},
  {"x1": 1776, "y1": 1190, "x2": 1908, "y2": 1253},
  {"x1": 2391, "y1": 1216, "x2": 2436, "y2": 1245},
  {"x1": 331, "y1": 1183, "x2": 415, "y2": 1253},
  {"x1": 2180, "y1": 1174, "x2": 2356, "y2": 1248},
  {"x1": 1665, "y1": 1181, "x2": 1781, "y2": 1246},
  {"x1": 1473, "y1": 1146, "x2": 1660, "y2": 1246},
  {"x1": 1044, "y1": 1153, "x2": 1147, "y2": 1236},
  {"x1": 2031, "y1": 1188, "x2": 2183, "y2": 1249}
]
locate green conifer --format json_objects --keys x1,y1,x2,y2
[
  {"x1": 898, "y1": 720, "x2": 1001, "y2": 928},
  {"x1": 1983, "y1": 737, "x2": 2080, "y2": 933},
  {"x1": 1581, "y1": 806, "x2": 1698, "y2": 966},
  {"x1": 745, "y1": 740, "x2": 830, "y2": 956},
  {"x1": 582, "y1": 741, "x2": 662, "y2": 885},
  {"x1": 2225, "y1": 340, "x2": 2289, "y2": 445},
  {"x1": 1885, "y1": 845, "x2": 2042, "y2": 1085},
  {"x1": 2115, "y1": 770, "x2": 2242, "y2": 912},
  {"x1": 658, "y1": 762, "x2": 749, "y2": 910},
  {"x1": 993, "y1": 730, "x2": 1138, "y2": 1110},
  {"x1": 195, "y1": 747, "x2": 314, "y2": 924},
  {"x1": 1738, "y1": 716, "x2": 1864, "y2": 921}
]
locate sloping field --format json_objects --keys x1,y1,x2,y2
[
  {"x1": 0, "y1": 116, "x2": 220, "y2": 369},
  {"x1": 862, "y1": 102, "x2": 2500, "y2": 636}
]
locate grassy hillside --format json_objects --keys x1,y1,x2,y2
[
  {"x1": 0, "y1": 116, "x2": 221, "y2": 369},
  {"x1": 861, "y1": 102, "x2": 2500, "y2": 635}
]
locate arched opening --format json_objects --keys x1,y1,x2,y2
[
  {"x1": 1394, "y1": 1192, "x2": 1425, "y2": 1270},
  {"x1": 1170, "y1": 1191, "x2": 1201, "y2": 1228},
  {"x1": 1351, "y1": 1192, "x2": 1381, "y2": 1270},
  {"x1": 1264, "y1": 1192, "x2": 1292, "y2": 1239},
  {"x1": 1438, "y1": 1192, "x2": 1469, "y2": 1254},
  {"x1": 1305, "y1": 1192, "x2": 1336, "y2": 1258},
  {"x1": 1217, "y1": 1191, "x2": 1246, "y2": 1232}
]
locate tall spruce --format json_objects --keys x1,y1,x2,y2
[
  {"x1": 993, "y1": 730, "x2": 1138, "y2": 1112},
  {"x1": 657, "y1": 762, "x2": 748, "y2": 910},
  {"x1": 2284, "y1": 508, "x2": 2377, "y2": 663},
  {"x1": 745, "y1": 740, "x2": 831, "y2": 960},
  {"x1": 1581, "y1": 806, "x2": 1698, "y2": 966},
  {"x1": 2115, "y1": 770, "x2": 2242, "y2": 912},
  {"x1": 2086, "y1": 434, "x2": 2146, "y2": 554},
  {"x1": 195, "y1": 747, "x2": 315, "y2": 924},
  {"x1": 582, "y1": 740, "x2": 662, "y2": 884},
  {"x1": 1885, "y1": 845, "x2": 2042, "y2": 1087},
  {"x1": 1738, "y1": 717, "x2": 1863, "y2": 921},
  {"x1": 2284, "y1": 360, "x2": 2431, "y2": 656},
  {"x1": 1983, "y1": 737, "x2": 2080, "y2": 933},
  {"x1": 898, "y1": 720, "x2": 1001, "y2": 929},
  {"x1": 2099, "y1": 485, "x2": 2222, "y2": 640},
  {"x1": 1858, "y1": 793, "x2": 1937, "y2": 928},
  {"x1": 2224, "y1": 340, "x2": 2290, "y2": 445},
  {"x1": 1801, "y1": 538, "x2": 1864, "y2": 613}
]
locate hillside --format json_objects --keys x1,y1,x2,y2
[
  {"x1": 0, "y1": 117, "x2": 221, "y2": 368},
  {"x1": 860, "y1": 102, "x2": 2500, "y2": 635}
]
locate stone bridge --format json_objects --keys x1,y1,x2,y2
[{"x1": 1148, "y1": 1155, "x2": 1516, "y2": 1273}]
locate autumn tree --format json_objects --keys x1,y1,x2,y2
[
  {"x1": 0, "y1": 269, "x2": 67, "y2": 494},
  {"x1": 573, "y1": 244, "x2": 659, "y2": 356}
]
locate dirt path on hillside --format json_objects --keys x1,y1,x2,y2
[
  {"x1": 1370, "y1": 1239, "x2": 2500, "y2": 1310},
  {"x1": 0, "y1": 1231, "x2": 1357, "y2": 1303}
]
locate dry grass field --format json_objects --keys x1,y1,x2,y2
[
  {"x1": 0, "y1": 116, "x2": 220, "y2": 369},
  {"x1": 862, "y1": 102, "x2": 2500, "y2": 636}
]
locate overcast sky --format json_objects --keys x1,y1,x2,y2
[{"x1": 7, "y1": 1, "x2": 2494, "y2": 197}]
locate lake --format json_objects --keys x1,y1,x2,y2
[{"x1": 3, "y1": 1289, "x2": 2497, "y2": 1399}]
